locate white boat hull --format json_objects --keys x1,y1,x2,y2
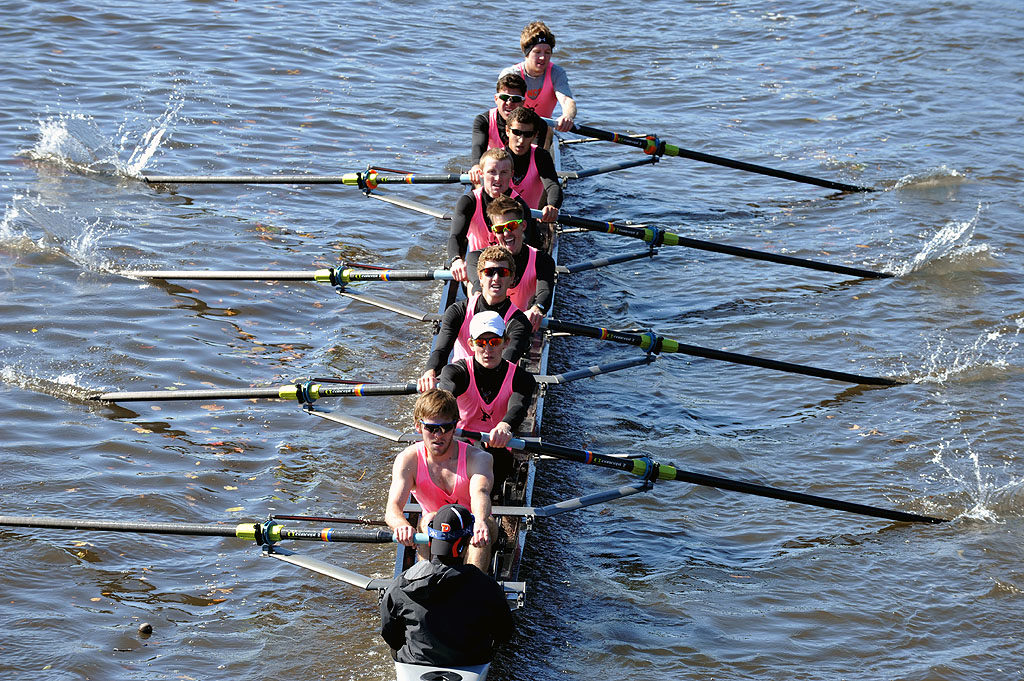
[{"x1": 394, "y1": 661, "x2": 489, "y2": 681}]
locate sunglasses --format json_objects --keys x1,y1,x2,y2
[
  {"x1": 508, "y1": 128, "x2": 536, "y2": 138},
  {"x1": 496, "y1": 93, "x2": 525, "y2": 104},
  {"x1": 489, "y1": 219, "x2": 523, "y2": 234},
  {"x1": 419, "y1": 420, "x2": 457, "y2": 434},
  {"x1": 479, "y1": 266, "x2": 512, "y2": 278},
  {"x1": 470, "y1": 336, "x2": 504, "y2": 348}
]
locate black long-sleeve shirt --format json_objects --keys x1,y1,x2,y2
[
  {"x1": 446, "y1": 191, "x2": 542, "y2": 263},
  {"x1": 437, "y1": 358, "x2": 537, "y2": 431},
  {"x1": 425, "y1": 296, "x2": 532, "y2": 375},
  {"x1": 466, "y1": 246, "x2": 556, "y2": 313},
  {"x1": 471, "y1": 110, "x2": 549, "y2": 164}
]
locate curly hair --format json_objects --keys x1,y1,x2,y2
[{"x1": 520, "y1": 21, "x2": 555, "y2": 54}]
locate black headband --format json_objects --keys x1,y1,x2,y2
[{"x1": 523, "y1": 35, "x2": 551, "y2": 54}]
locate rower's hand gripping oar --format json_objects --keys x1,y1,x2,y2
[
  {"x1": 542, "y1": 318, "x2": 903, "y2": 386},
  {"x1": 535, "y1": 209, "x2": 891, "y2": 280},
  {"x1": 545, "y1": 118, "x2": 874, "y2": 193},
  {"x1": 0, "y1": 514, "x2": 428, "y2": 544},
  {"x1": 459, "y1": 431, "x2": 945, "y2": 525}
]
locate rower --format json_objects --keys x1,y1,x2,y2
[
  {"x1": 380, "y1": 503, "x2": 514, "y2": 671},
  {"x1": 437, "y1": 310, "x2": 537, "y2": 490},
  {"x1": 502, "y1": 105, "x2": 561, "y2": 221},
  {"x1": 468, "y1": 72, "x2": 549, "y2": 183},
  {"x1": 500, "y1": 21, "x2": 577, "y2": 133},
  {"x1": 385, "y1": 390, "x2": 498, "y2": 571},
  {"x1": 467, "y1": 194, "x2": 555, "y2": 332},
  {"x1": 419, "y1": 245, "x2": 532, "y2": 392},
  {"x1": 447, "y1": 147, "x2": 542, "y2": 283}
]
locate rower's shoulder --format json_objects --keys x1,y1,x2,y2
[
  {"x1": 498, "y1": 63, "x2": 523, "y2": 77},
  {"x1": 465, "y1": 443, "x2": 494, "y2": 470}
]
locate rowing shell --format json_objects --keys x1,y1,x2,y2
[{"x1": 390, "y1": 137, "x2": 563, "y2": 681}]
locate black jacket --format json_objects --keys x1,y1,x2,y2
[{"x1": 380, "y1": 559, "x2": 514, "y2": 666}]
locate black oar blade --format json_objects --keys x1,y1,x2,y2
[
  {"x1": 554, "y1": 212, "x2": 892, "y2": 280},
  {"x1": 476, "y1": 434, "x2": 947, "y2": 524},
  {"x1": 659, "y1": 339, "x2": 903, "y2": 387},
  {"x1": 561, "y1": 120, "x2": 874, "y2": 192},
  {"x1": 544, "y1": 318, "x2": 902, "y2": 387},
  {"x1": 661, "y1": 467, "x2": 945, "y2": 524}
]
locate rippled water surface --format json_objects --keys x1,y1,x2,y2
[{"x1": 2, "y1": 2, "x2": 1023, "y2": 680}]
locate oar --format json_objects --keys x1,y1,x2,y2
[
  {"x1": 459, "y1": 432, "x2": 945, "y2": 524},
  {"x1": 91, "y1": 381, "x2": 419, "y2": 403},
  {"x1": 142, "y1": 169, "x2": 470, "y2": 188},
  {"x1": 0, "y1": 515, "x2": 427, "y2": 543},
  {"x1": 545, "y1": 210, "x2": 892, "y2": 279},
  {"x1": 542, "y1": 318, "x2": 902, "y2": 386},
  {"x1": 547, "y1": 118, "x2": 874, "y2": 193},
  {"x1": 113, "y1": 267, "x2": 454, "y2": 284}
]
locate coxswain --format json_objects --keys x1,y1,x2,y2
[
  {"x1": 385, "y1": 390, "x2": 498, "y2": 571},
  {"x1": 500, "y1": 21, "x2": 577, "y2": 132},
  {"x1": 446, "y1": 148, "x2": 543, "y2": 282},
  {"x1": 501, "y1": 105, "x2": 561, "y2": 221},
  {"x1": 467, "y1": 195, "x2": 555, "y2": 332},
  {"x1": 380, "y1": 503, "x2": 514, "y2": 670},
  {"x1": 469, "y1": 72, "x2": 549, "y2": 182},
  {"x1": 420, "y1": 245, "x2": 531, "y2": 392},
  {"x1": 437, "y1": 309, "x2": 537, "y2": 489}
]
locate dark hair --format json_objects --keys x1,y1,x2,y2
[
  {"x1": 496, "y1": 73, "x2": 527, "y2": 95},
  {"x1": 505, "y1": 106, "x2": 540, "y2": 131}
]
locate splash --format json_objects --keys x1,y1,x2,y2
[
  {"x1": 887, "y1": 202, "x2": 984, "y2": 276},
  {"x1": 0, "y1": 364, "x2": 96, "y2": 404},
  {"x1": 913, "y1": 316, "x2": 1024, "y2": 384},
  {"x1": 0, "y1": 194, "x2": 118, "y2": 271},
  {"x1": 891, "y1": 165, "x2": 966, "y2": 190},
  {"x1": 17, "y1": 94, "x2": 182, "y2": 179},
  {"x1": 924, "y1": 438, "x2": 1024, "y2": 522}
]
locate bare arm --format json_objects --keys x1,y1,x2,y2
[
  {"x1": 554, "y1": 92, "x2": 577, "y2": 132},
  {"x1": 466, "y1": 447, "x2": 494, "y2": 547},
  {"x1": 384, "y1": 446, "x2": 418, "y2": 545}
]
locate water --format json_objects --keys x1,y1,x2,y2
[{"x1": 2, "y1": 1, "x2": 1023, "y2": 679}]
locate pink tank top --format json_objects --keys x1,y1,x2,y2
[
  {"x1": 509, "y1": 146, "x2": 543, "y2": 208},
  {"x1": 520, "y1": 61, "x2": 557, "y2": 118},
  {"x1": 411, "y1": 440, "x2": 471, "y2": 513},
  {"x1": 457, "y1": 359, "x2": 517, "y2": 433},
  {"x1": 486, "y1": 108, "x2": 503, "y2": 150},
  {"x1": 468, "y1": 187, "x2": 497, "y2": 253},
  {"x1": 507, "y1": 245, "x2": 538, "y2": 311},
  {"x1": 453, "y1": 293, "x2": 522, "y2": 363}
]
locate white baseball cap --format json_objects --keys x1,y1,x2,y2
[{"x1": 469, "y1": 310, "x2": 506, "y2": 339}]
